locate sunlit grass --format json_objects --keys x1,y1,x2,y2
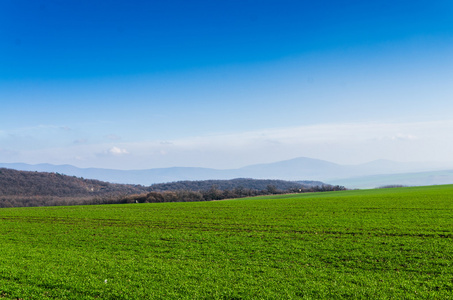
[{"x1": 1, "y1": 185, "x2": 452, "y2": 299}]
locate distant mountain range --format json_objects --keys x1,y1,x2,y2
[
  {"x1": 1, "y1": 157, "x2": 452, "y2": 188},
  {"x1": 332, "y1": 170, "x2": 453, "y2": 189}
]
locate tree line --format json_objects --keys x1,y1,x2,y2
[{"x1": 89, "y1": 184, "x2": 346, "y2": 205}]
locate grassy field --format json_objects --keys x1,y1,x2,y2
[{"x1": 0, "y1": 185, "x2": 452, "y2": 299}]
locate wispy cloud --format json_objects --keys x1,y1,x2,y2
[
  {"x1": 107, "y1": 146, "x2": 129, "y2": 156},
  {"x1": 3, "y1": 120, "x2": 453, "y2": 169},
  {"x1": 91, "y1": 119, "x2": 453, "y2": 168},
  {"x1": 165, "y1": 120, "x2": 449, "y2": 147}
]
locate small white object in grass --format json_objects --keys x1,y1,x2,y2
[{"x1": 104, "y1": 279, "x2": 108, "y2": 284}]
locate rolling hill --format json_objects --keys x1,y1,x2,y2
[{"x1": 0, "y1": 167, "x2": 333, "y2": 207}]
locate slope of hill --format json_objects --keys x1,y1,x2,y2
[
  {"x1": 0, "y1": 168, "x2": 149, "y2": 197},
  {"x1": 0, "y1": 168, "x2": 326, "y2": 197},
  {"x1": 0, "y1": 168, "x2": 335, "y2": 208}
]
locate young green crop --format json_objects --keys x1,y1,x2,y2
[{"x1": 0, "y1": 185, "x2": 452, "y2": 299}]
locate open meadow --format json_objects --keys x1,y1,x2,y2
[{"x1": 1, "y1": 185, "x2": 452, "y2": 299}]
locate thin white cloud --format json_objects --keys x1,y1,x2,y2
[
  {"x1": 108, "y1": 146, "x2": 129, "y2": 155},
  {"x1": 166, "y1": 120, "x2": 448, "y2": 147},
  {"x1": 4, "y1": 120, "x2": 453, "y2": 169},
  {"x1": 93, "y1": 119, "x2": 451, "y2": 167}
]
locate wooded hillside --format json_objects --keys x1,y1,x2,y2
[
  {"x1": 0, "y1": 168, "x2": 148, "y2": 197},
  {"x1": 148, "y1": 178, "x2": 324, "y2": 192},
  {"x1": 0, "y1": 168, "x2": 344, "y2": 208}
]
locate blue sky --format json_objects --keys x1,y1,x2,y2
[{"x1": 1, "y1": 0, "x2": 453, "y2": 169}]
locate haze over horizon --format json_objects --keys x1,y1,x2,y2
[{"x1": 1, "y1": 1, "x2": 453, "y2": 170}]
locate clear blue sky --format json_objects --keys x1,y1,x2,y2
[{"x1": 1, "y1": 0, "x2": 453, "y2": 169}]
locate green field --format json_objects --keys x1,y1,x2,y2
[{"x1": 1, "y1": 185, "x2": 453, "y2": 299}]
